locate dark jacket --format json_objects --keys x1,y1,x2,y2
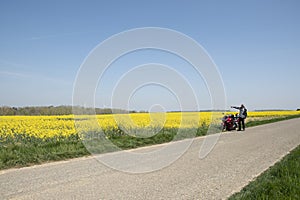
[{"x1": 232, "y1": 106, "x2": 247, "y2": 119}]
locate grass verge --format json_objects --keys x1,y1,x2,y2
[
  {"x1": 228, "y1": 144, "x2": 300, "y2": 199},
  {"x1": 0, "y1": 115, "x2": 300, "y2": 170},
  {"x1": 246, "y1": 114, "x2": 300, "y2": 127},
  {"x1": 0, "y1": 134, "x2": 89, "y2": 170}
]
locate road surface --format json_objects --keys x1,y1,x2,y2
[{"x1": 1, "y1": 118, "x2": 300, "y2": 199}]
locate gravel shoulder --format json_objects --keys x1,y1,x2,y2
[{"x1": 1, "y1": 118, "x2": 300, "y2": 200}]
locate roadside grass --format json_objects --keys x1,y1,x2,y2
[
  {"x1": 246, "y1": 114, "x2": 300, "y2": 128},
  {"x1": 228, "y1": 144, "x2": 300, "y2": 200},
  {"x1": 0, "y1": 114, "x2": 300, "y2": 170},
  {"x1": 84, "y1": 126, "x2": 209, "y2": 154},
  {"x1": 0, "y1": 126, "x2": 209, "y2": 170},
  {"x1": 0, "y1": 134, "x2": 89, "y2": 170}
]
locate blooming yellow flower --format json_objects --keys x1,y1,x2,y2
[{"x1": 0, "y1": 111, "x2": 299, "y2": 139}]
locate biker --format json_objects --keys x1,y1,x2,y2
[{"x1": 231, "y1": 104, "x2": 247, "y2": 131}]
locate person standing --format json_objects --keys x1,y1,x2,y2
[{"x1": 231, "y1": 104, "x2": 247, "y2": 131}]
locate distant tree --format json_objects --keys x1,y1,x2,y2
[
  {"x1": 0, "y1": 106, "x2": 134, "y2": 116},
  {"x1": 0, "y1": 106, "x2": 14, "y2": 115},
  {"x1": 139, "y1": 110, "x2": 148, "y2": 113}
]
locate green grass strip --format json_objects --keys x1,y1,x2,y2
[
  {"x1": 0, "y1": 135, "x2": 89, "y2": 170},
  {"x1": 246, "y1": 114, "x2": 300, "y2": 127},
  {"x1": 229, "y1": 145, "x2": 300, "y2": 200}
]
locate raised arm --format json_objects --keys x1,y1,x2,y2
[{"x1": 231, "y1": 106, "x2": 240, "y2": 110}]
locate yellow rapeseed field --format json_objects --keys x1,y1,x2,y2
[{"x1": 0, "y1": 111, "x2": 299, "y2": 139}]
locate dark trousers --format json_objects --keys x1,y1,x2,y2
[{"x1": 238, "y1": 117, "x2": 245, "y2": 130}]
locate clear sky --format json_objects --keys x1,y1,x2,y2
[{"x1": 0, "y1": 0, "x2": 299, "y2": 111}]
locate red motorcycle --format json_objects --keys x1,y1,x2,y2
[{"x1": 222, "y1": 114, "x2": 238, "y2": 131}]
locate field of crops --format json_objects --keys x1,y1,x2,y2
[
  {"x1": 0, "y1": 111, "x2": 299, "y2": 169},
  {"x1": 1, "y1": 111, "x2": 299, "y2": 139}
]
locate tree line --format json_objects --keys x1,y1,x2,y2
[{"x1": 0, "y1": 106, "x2": 138, "y2": 116}]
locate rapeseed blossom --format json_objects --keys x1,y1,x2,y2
[{"x1": 0, "y1": 111, "x2": 299, "y2": 139}]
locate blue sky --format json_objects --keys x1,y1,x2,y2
[{"x1": 0, "y1": 0, "x2": 299, "y2": 111}]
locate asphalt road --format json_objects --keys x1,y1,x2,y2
[{"x1": 1, "y1": 118, "x2": 300, "y2": 200}]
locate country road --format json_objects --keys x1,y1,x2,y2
[{"x1": 1, "y1": 118, "x2": 300, "y2": 200}]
